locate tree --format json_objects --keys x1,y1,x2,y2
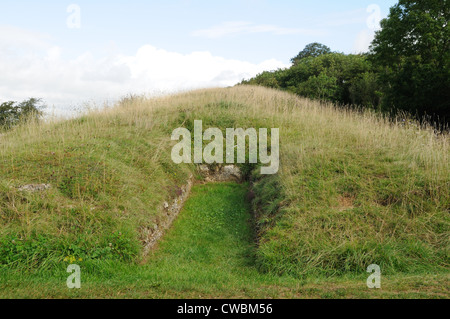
[
  {"x1": 297, "y1": 73, "x2": 338, "y2": 101},
  {"x1": 241, "y1": 70, "x2": 282, "y2": 89},
  {"x1": 0, "y1": 101, "x2": 18, "y2": 128},
  {"x1": 0, "y1": 98, "x2": 45, "y2": 130},
  {"x1": 349, "y1": 72, "x2": 381, "y2": 109},
  {"x1": 370, "y1": 0, "x2": 450, "y2": 124},
  {"x1": 286, "y1": 53, "x2": 375, "y2": 104},
  {"x1": 242, "y1": 51, "x2": 378, "y2": 107},
  {"x1": 291, "y1": 43, "x2": 331, "y2": 66},
  {"x1": 17, "y1": 98, "x2": 45, "y2": 122}
]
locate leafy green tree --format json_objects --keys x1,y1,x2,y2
[
  {"x1": 291, "y1": 43, "x2": 331, "y2": 66},
  {"x1": 17, "y1": 98, "x2": 45, "y2": 121},
  {"x1": 349, "y1": 72, "x2": 381, "y2": 109},
  {"x1": 0, "y1": 101, "x2": 18, "y2": 128},
  {"x1": 241, "y1": 70, "x2": 282, "y2": 89},
  {"x1": 370, "y1": 0, "x2": 450, "y2": 123},
  {"x1": 242, "y1": 51, "x2": 378, "y2": 107},
  {"x1": 297, "y1": 73, "x2": 338, "y2": 101},
  {"x1": 284, "y1": 53, "x2": 374, "y2": 104},
  {"x1": 0, "y1": 98, "x2": 45, "y2": 130}
]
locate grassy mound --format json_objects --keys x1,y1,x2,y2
[{"x1": 0, "y1": 86, "x2": 448, "y2": 281}]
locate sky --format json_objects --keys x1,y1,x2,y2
[{"x1": 0, "y1": 0, "x2": 398, "y2": 116}]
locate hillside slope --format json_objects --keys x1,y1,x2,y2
[{"x1": 0, "y1": 86, "x2": 448, "y2": 284}]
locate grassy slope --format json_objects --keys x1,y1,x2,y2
[
  {"x1": 0, "y1": 86, "x2": 448, "y2": 298},
  {"x1": 1, "y1": 183, "x2": 448, "y2": 299}
]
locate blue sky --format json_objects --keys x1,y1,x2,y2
[{"x1": 0, "y1": 0, "x2": 398, "y2": 115}]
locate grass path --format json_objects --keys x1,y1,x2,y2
[
  {"x1": 0, "y1": 182, "x2": 448, "y2": 299},
  {"x1": 146, "y1": 182, "x2": 258, "y2": 290},
  {"x1": 137, "y1": 182, "x2": 302, "y2": 298}
]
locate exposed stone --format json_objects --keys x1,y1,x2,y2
[
  {"x1": 18, "y1": 184, "x2": 51, "y2": 192},
  {"x1": 199, "y1": 165, "x2": 210, "y2": 173},
  {"x1": 142, "y1": 174, "x2": 194, "y2": 255},
  {"x1": 199, "y1": 164, "x2": 242, "y2": 182},
  {"x1": 222, "y1": 165, "x2": 242, "y2": 180}
]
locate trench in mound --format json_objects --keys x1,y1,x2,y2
[{"x1": 145, "y1": 182, "x2": 261, "y2": 286}]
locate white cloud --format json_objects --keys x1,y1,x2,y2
[
  {"x1": 119, "y1": 45, "x2": 285, "y2": 90},
  {"x1": 191, "y1": 21, "x2": 324, "y2": 39},
  {"x1": 0, "y1": 26, "x2": 287, "y2": 117}
]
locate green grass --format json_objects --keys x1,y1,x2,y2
[
  {"x1": 0, "y1": 182, "x2": 299, "y2": 299},
  {"x1": 1, "y1": 182, "x2": 448, "y2": 299},
  {"x1": 0, "y1": 86, "x2": 448, "y2": 298}
]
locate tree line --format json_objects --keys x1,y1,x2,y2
[{"x1": 241, "y1": 0, "x2": 449, "y2": 127}]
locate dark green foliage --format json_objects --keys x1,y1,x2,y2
[
  {"x1": 291, "y1": 42, "x2": 331, "y2": 66},
  {"x1": 0, "y1": 98, "x2": 45, "y2": 130},
  {"x1": 0, "y1": 101, "x2": 17, "y2": 128},
  {"x1": 243, "y1": 51, "x2": 377, "y2": 107},
  {"x1": 369, "y1": 0, "x2": 449, "y2": 124},
  {"x1": 297, "y1": 73, "x2": 338, "y2": 101},
  {"x1": 349, "y1": 72, "x2": 381, "y2": 109}
]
